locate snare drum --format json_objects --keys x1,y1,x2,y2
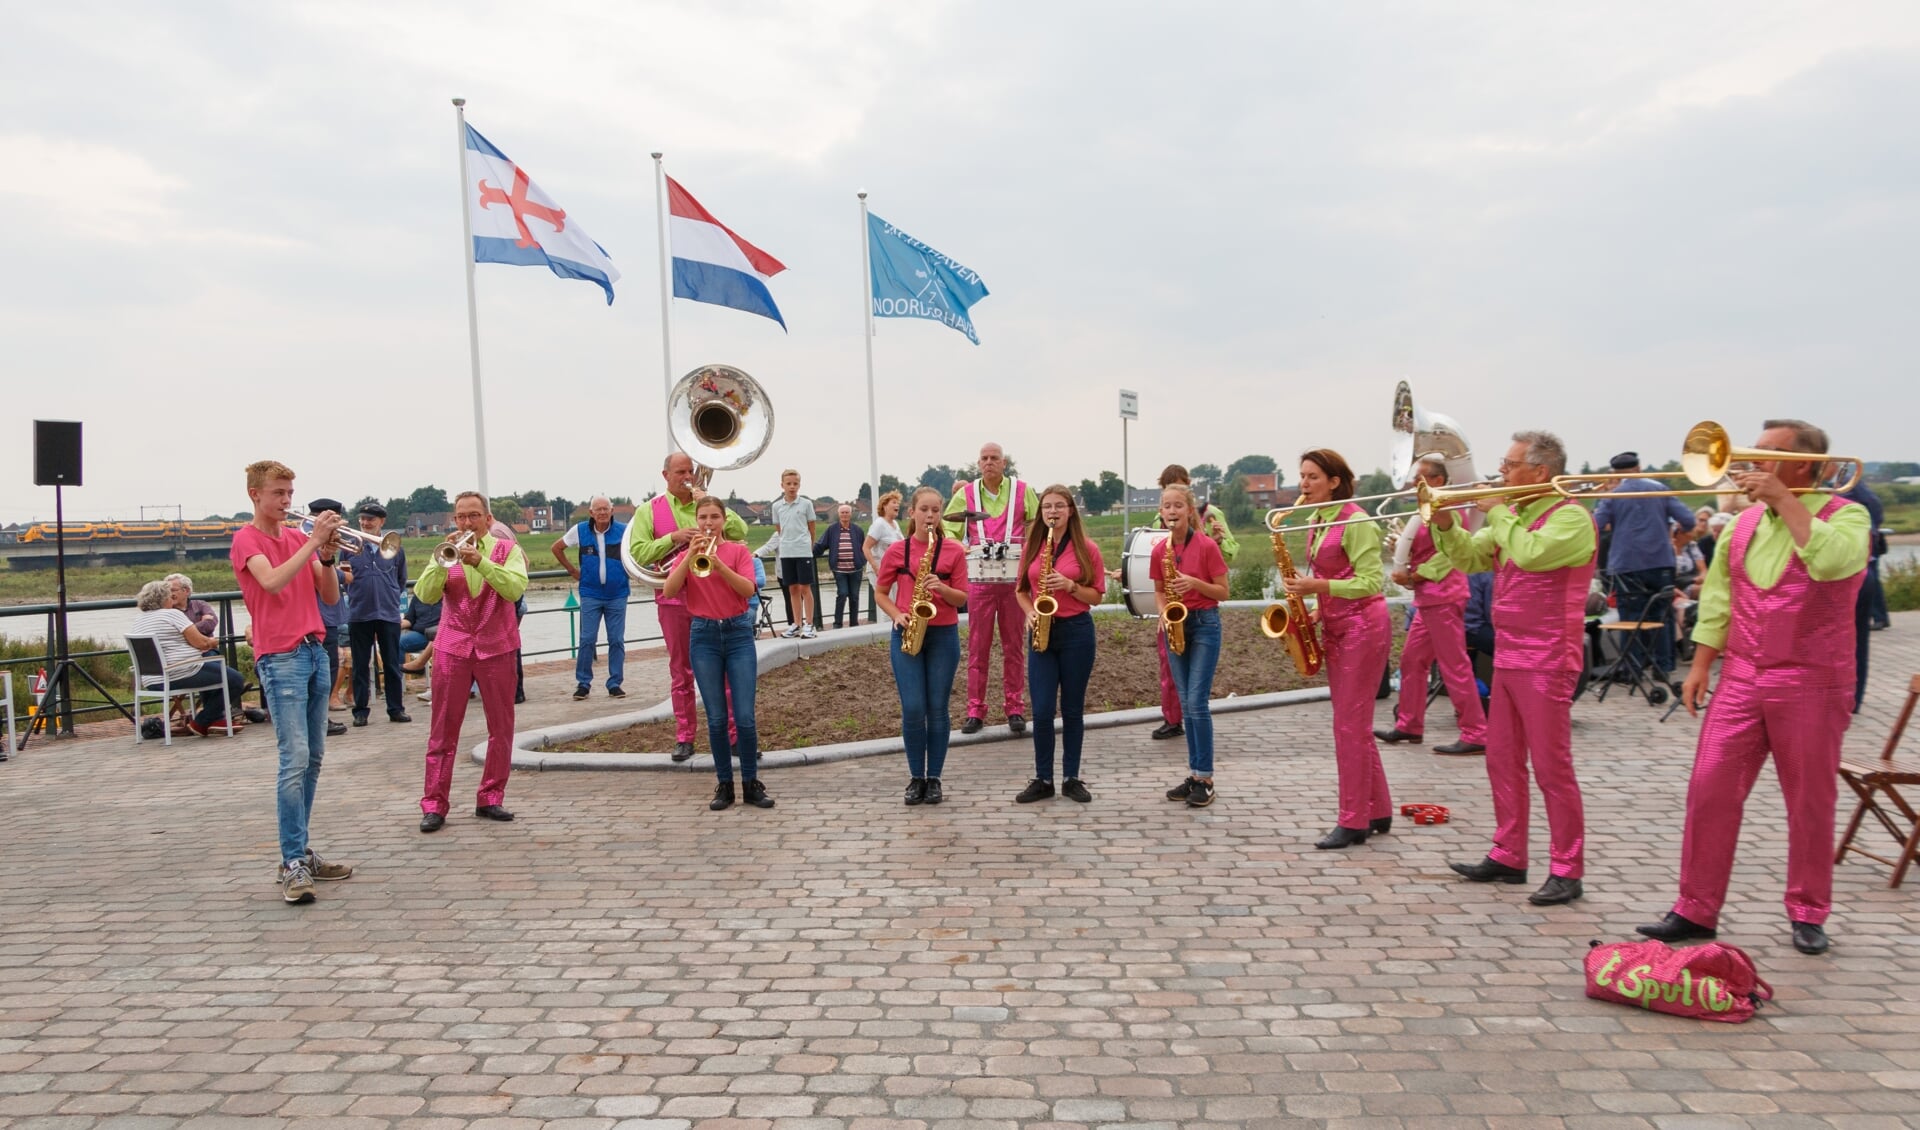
[
  {"x1": 966, "y1": 542, "x2": 1023, "y2": 585},
  {"x1": 1120, "y1": 527, "x2": 1170, "y2": 618}
]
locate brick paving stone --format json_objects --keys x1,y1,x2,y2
[{"x1": 2, "y1": 619, "x2": 1920, "y2": 1126}]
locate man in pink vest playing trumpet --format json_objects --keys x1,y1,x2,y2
[
  {"x1": 1431, "y1": 430, "x2": 1598, "y2": 908},
  {"x1": 1638, "y1": 419, "x2": 1868, "y2": 956},
  {"x1": 944, "y1": 442, "x2": 1039, "y2": 735}
]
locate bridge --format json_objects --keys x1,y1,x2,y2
[{"x1": 0, "y1": 539, "x2": 234, "y2": 571}]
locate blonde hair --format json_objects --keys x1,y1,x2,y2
[
  {"x1": 781, "y1": 468, "x2": 799, "y2": 480},
  {"x1": 245, "y1": 459, "x2": 295, "y2": 490},
  {"x1": 877, "y1": 489, "x2": 903, "y2": 518}
]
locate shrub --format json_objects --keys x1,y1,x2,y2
[
  {"x1": 1229, "y1": 559, "x2": 1271, "y2": 601},
  {"x1": 1884, "y1": 559, "x2": 1920, "y2": 613}
]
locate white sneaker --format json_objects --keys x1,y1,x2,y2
[
  {"x1": 417, "y1": 690, "x2": 432, "y2": 703},
  {"x1": 781, "y1": 625, "x2": 802, "y2": 638},
  {"x1": 800, "y1": 624, "x2": 818, "y2": 639}
]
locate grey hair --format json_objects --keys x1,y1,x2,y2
[
  {"x1": 136, "y1": 579, "x2": 173, "y2": 612},
  {"x1": 1761, "y1": 418, "x2": 1829, "y2": 454},
  {"x1": 164, "y1": 572, "x2": 193, "y2": 592},
  {"x1": 589, "y1": 494, "x2": 612, "y2": 508},
  {"x1": 663, "y1": 451, "x2": 693, "y2": 472},
  {"x1": 1512, "y1": 430, "x2": 1568, "y2": 477}
]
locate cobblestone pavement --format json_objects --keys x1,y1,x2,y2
[{"x1": 3, "y1": 618, "x2": 1918, "y2": 1129}]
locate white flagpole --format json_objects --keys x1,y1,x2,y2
[
  {"x1": 452, "y1": 98, "x2": 490, "y2": 498},
  {"x1": 652, "y1": 152, "x2": 676, "y2": 451},
  {"x1": 859, "y1": 192, "x2": 880, "y2": 518}
]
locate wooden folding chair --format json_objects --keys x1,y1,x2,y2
[{"x1": 1835, "y1": 674, "x2": 1920, "y2": 888}]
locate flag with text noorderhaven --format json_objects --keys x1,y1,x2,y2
[
  {"x1": 465, "y1": 124, "x2": 620, "y2": 304},
  {"x1": 867, "y1": 213, "x2": 989, "y2": 344}
]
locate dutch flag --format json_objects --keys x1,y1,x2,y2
[{"x1": 667, "y1": 177, "x2": 788, "y2": 329}]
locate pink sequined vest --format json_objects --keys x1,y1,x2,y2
[
  {"x1": 960, "y1": 478, "x2": 1027, "y2": 545},
  {"x1": 438, "y1": 537, "x2": 522, "y2": 661},
  {"x1": 1491, "y1": 499, "x2": 1596, "y2": 673},
  {"x1": 651, "y1": 494, "x2": 688, "y2": 608},
  {"x1": 1722, "y1": 496, "x2": 1862, "y2": 692},
  {"x1": 1406, "y1": 520, "x2": 1468, "y2": 608},
  {"x1": 1311, "y1": 502, "x2": 1386, "y2": 624}
]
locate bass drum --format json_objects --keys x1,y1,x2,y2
[{"x1": 1120, "y1": 527, "x2": 1170, "y2": 618}]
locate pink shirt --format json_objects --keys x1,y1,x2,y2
[
  {"x1": 684, "y1": 542, "x2": 756, "y2": 621},
  {"x1": 231, "y1": 523, "x2": 326, "y2": 656},
  {"x1": 877, "y1": 535, "x2": 970, "y2": 627},
  {"x1": 1150, "y1": 531, "x2": 1227, "y2": 611},
  {"x1": 1022, "y1": 535, "x2": 1107, "y2": 618}
]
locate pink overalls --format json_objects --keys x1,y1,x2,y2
[
  {"x1": 424, "y1": 538, "x2": 520, "y2": 815},
  {"x1": 961, "y1": 478, "x2": 1028, "y2": 722},
  {"x1": 1394, "y1": 521, "x2": 1488, "y2": 745},
  {"x1": 651, "y1": 496, "x2": 734, "y2": 746},
  {"x1": 1484, "y1": 500, "x2": 1596, "y2": 878},
  {"x1": 1673, "y1": 497, "x2": 1863, "y2": 929},
  {"x1": 1313, "y1": 504, "x2": 1394, "y2": 830}
]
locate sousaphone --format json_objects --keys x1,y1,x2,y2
[
  {"x1": 1388, "y1": 380, "x2": 1476, "y2": 488},
  {"x1": 622, "y1": 364, "x2": 774, "y2": 589}
]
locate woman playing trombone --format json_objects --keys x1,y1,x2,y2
[
  {"x1": 874, "y1": 486, "x2": 970, "y2": 806},
  {"x1": 1282, "y1": 449, "x2": 1393, "y2": 849}
]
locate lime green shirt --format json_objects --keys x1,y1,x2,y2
[
  {"x1": 1305, "y1": 504, "x2": 1383, "y2": 599},
  {"x1": 1432, "y1": 495, "x2": 1597, "y2": 575},
  {"x1": 414, "y1": 536, "x2": 529, "y2": 604},
  {"x1": 1692, "y1": 494, "x2": 1869, "y2": 652},
  {"x1": 1156, "y1": 506, "x2": 1239, "y2": 565},
  {"x1": 943, "y1": 477, "x2": 1041, "y2": 539},
  {"x1": 632, "y1": 495, "x2": 749, "y2": 566}
]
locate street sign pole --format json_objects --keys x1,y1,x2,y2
[{"x1": 1118, "y1": 390, "x2": 1139, "y2": 539}]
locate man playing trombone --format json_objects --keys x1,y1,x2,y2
[
  {"x1": 1637, "y1": 419, "x2": 1869, "y2": 955},
  {"x1": 1430, "y1": 431, "x2": 1598, "y2": 907}
]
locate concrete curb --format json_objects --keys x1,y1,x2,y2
[{"x1": 476, "y1": 599, "x2": 1342, "y2": 772}]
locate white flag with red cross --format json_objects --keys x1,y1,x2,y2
[{"x1": 464, "y1": 123, "x2": 620, "y2": 304}]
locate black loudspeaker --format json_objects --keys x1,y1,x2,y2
[{"x1": 34, "y1": 420, "x2": 83, "y2": 486}]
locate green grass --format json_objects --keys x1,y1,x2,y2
[{"x1": 1885, "y1": 559, "x2": 1920, "y2": 613}]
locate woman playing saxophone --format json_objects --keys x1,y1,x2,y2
[
  {"x1": 873, "y1": 486, "x2": 970, "y2": 807},
  {"x1": 1013, "y1": 486, "x2": 1106, "y2": 805},
  {"x1": 1154, "y1": 484, "x2": 1230, "y2": 809}
]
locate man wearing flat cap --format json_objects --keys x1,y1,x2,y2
[
  {"x1": 1592, "y1": 452, "x2": 1699, "y2": 679},
  {"x1": 345, "y1": 502, "x2": 411, "y2": 726}
]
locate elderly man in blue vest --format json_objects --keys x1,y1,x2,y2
[{"x1": 552, "y1": 495, "x2": 631, "y2": 701}]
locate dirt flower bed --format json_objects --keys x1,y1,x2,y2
[{"x1": 558, "y1": 608, "x2": 1410, "y2": 755}]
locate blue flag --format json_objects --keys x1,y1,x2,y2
[{"x1": 867, "y1": 213, "x2": 990, "y2": 344}]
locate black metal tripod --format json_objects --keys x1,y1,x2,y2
[{"x1": 17, "y1": 483, "x2": 134, "y2": 752}]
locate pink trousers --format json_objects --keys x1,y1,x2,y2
[
  {"x1": 423, "y1": 650, "x2": 515, "y2": 814},
  {"x1": 1673, "y1": 677, "x2": 1850, "y2": 928},
  {"x1": 1158, "y1": 633, "x2": 1181, "y2": 726},
  {"x1": 1485, "y1": 668, "x2": 1585, "y2": 878},
  {"x1": 659, "y1": 601, "x2": 734, "y2": 745},
  {"x1": 965, "y1": 583, "x2": 1027, "y2": 720},
  {"x1": 1395, "y1": 603, "x2": 1488, "y2": 744},
  {"x1": 1327, "y1": 605, "x2": 1393, "y2": 830}
]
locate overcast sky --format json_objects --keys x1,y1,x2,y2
[{"x1": 5, "y1": 1, "x2": 1917, "y2": 523}]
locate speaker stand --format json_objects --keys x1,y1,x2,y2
[{"x1": 16, "y1": 483, "x2": 134, "y2": 752}]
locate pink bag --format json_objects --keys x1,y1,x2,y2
[{"x1": 1585, "y1": 939, "x2": 1773, "y2": 1023}]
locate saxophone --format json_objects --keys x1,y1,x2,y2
[
  {"x1": 900, "y1": 529, "x2": 939, "y2": 657},
  {"x1": 1259, "y1": 526, "x2": 1324, "y2": 676},
  {"x1": 1161, "y1": 537, "x2": 1188, "y2": 656},
  {"x1": 1030, "y1": 527, "x2": 1057, "y2": 653}
]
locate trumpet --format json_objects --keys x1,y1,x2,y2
[
  {"x1": 432, "y1": 531, "x2": 477, "y2": 567},
  {"x1": 688, "y1": 534, "x2": 719, "y2": 578},
  {"x1": 287, "y1": 507, "x2": 403, "y2": 559}
]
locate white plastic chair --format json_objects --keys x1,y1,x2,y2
[{"x1": 126, "y1": 635, "x2": 233, "y2": 746}]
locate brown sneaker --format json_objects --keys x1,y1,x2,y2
[
  {"x1": 280, "y1": 859, "x2": 315, "y2": 904},
  {"x1": 279, "y1": 851, "x2": 353, "y2": 883}
]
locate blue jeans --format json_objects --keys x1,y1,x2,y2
[
  {"x1": 399, "y1": 629, "x2": 432, "y2": 656},
  {"x1": 576, "y1": 593, "x2": 628, "y2": 691},
  {"x1": 166, "y1": 661, "x2": 246, "y2": 729},
  {"x1": 690, "y1": 612, "x2": 758, "y2": 782},
  {"x1": 889, "y1": 622, "x2": 959, "y2": 779},
  {"x1": 1164, "y1": 608, "x2": 1222, "y2": 776},
  {"x1": 255, "y1": 640, "x2": 329, "y2": 865},
  {"x1": 1029, "y1": 612, "x2": 1095, "y2": 781},
  {"x1": 832, "y1": 570, "x2": 862, "y2": 627}
]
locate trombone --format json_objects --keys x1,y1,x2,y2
[
  {"x1": 1548, "y1": 420, "x2": 1862, "y2": 497},
  {"x1": 1264, "y1": 488, "x2": 1416, "y2": 533},
  {"x1": 287, "y1": 507, "x2": 403, "y2": 559},
  {"x1": 1266, "y1": 487, "x2": 1481, "y2": 533}
]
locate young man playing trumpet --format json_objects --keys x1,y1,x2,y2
[
  {"x1": 1431, "y1": 431, "x2": 1597, "y2": 907},
  {"x1": 413, "y1": 492, "x2": 528, "y2": 833},
  {"x1": 1638, "y1": 419, "x2": 1869, "y2": 955}
]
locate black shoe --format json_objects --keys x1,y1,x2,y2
[
  {"x1": 326, "y1": 720, "x2": 348, "y2": 737},
  {"x1": 1150, "y1": 722, "x2": 1184, "y2": 740},
  {"x1": 924, "y1": 778, "x2": 944, "y2": 805},
  {"x1": 1062, "y1": 778, "x2": 1092, "y2": 803},
  {"x1": 1008, "y1": 714, "x2": 1026, "y2": 735},
  {"x1": 904, "y1": 778, "x2": 928, "y2": 806},
  {"x1": 607, "y1": 687, "x2": 626, "y2": 698},
  {"x1": 1636, "y1": 911, "x2": 1716, "y2": 943},
  {"x1": 351, "y1": 712, "x2": 369, "y2": 728},
  {"x1": 961, "y1": 717, "x2": 984, "y2": 735},
  {"x1": 742, "y1": 779, "x2": 775, "y2": 809},
  {"x1": 1791, "y1": 921, "x2": 1830, "y2": 955},
  {"x1": 709, "y1": 782, "x2": 734, "y2": 811},
  {"x1": 1450, "y1": 857, "x2": 1528, "y2": 884},
  {"x1": 243, "y1": 707, "x2": 269, "y2": 724},
  {"x1": 1186, "y1": 778, "x2": 1215, "y2": 808},
  {"x1": 1369, "y1": 816, "x2": 1393, "y2": 835},
  {"x1": 475, "y1": 804, "x2": 514, "y2": 822},
  {"x1": 1374, "y1": 727, "x2": 1422, "y2": 744},
  {"x1": 1016, "y1": 778, "x2": 1055, "y2": 803},
  {"x1": 1166, "y1": 777, "x2": 1195, "y2": 801},
  {"x1": 1433, "y1": 741, "x2": 1486, "y2": 755},
  {"x1": 1316, "y1": 825, "x2": 1369, "y2": 850},
  {"x1": 1528, "y1": 876, "x2": 1584, "y2": 905},
  {"x1": 573, "y1": 686, "x2": 589, "y2": 701},
  {"x1": 419, "y1": 812, "x2": 445, "y2": 833},
  {"x1": 388, "y1": 710, "x2": 412, "y2": 723},
  {"x1": 514, "y1": 691, "x2": 526, "y2": 705},
  {"x1": 671, "y1": 742, "x2": 695, "y2": 763}
]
